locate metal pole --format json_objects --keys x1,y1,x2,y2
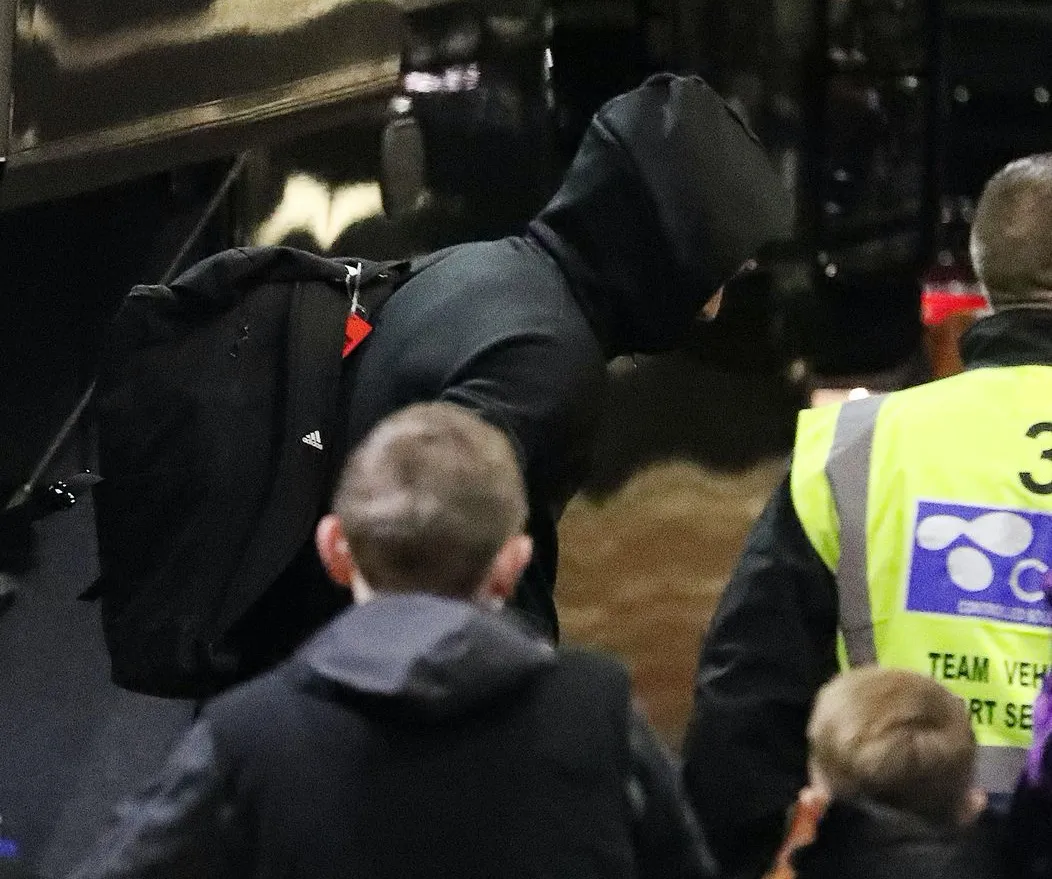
[
  {"x1": 3, "y1": 379, "x2": 97, "y2": 512},
  {"x1": 159, "y1": 152, "x2": 248, "y2": 285}
]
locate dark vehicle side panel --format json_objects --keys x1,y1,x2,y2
[
  {"x1": 0, "y1": 0, "x2": 16, "y2": 166},
  {"x1": 1, "y1": 0, "x2": 408, "y2": 208}
]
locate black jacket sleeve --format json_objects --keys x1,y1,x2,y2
[
  {"x1": 435, "y1": 337, "x2": 605, "y2": 639},
  {"x1": 681, "y1": 474, "x2": 839, "y2": 879},
  {"x1": 66, "y1": 721, "x2": 248, "y2": 879},
  {"x1": 627, "y1": 706, "x2": 718, "y2": 879}
]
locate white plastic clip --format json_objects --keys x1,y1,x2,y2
[{"x1": 344, "y1": 261, "x2": 367, "y2": 318}]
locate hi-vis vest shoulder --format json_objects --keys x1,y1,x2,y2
[{"x1": 791, "y1": 365, "x2": 1052, "y2": 793}]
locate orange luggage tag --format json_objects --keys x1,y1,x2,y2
[{"x1": 342, "y1": 262, "x2": 373, "y2": 358}]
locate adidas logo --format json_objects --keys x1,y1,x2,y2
[{"x1": 301, "y1": 430, "x2": 324, "y2": 451}]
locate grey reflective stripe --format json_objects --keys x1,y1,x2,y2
[
  {"x1": 825, "y1": 394, "x2": 887, "y2": 666},
  {"x1": 976, "y1": 745, "x2": 1026, "y2": 794}
]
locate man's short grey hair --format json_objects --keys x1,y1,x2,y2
[
  {"x1": 970, "y1": 152, "x2": 1052, "y2": 310},
  {"x1": 332, "y1": 402, "x2": 527, "y2": 599}
]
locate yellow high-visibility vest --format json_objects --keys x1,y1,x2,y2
[{"x1": 791, "y1": 365, "x2": 1052, "y2": 793}]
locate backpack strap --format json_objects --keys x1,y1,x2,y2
[
  {"x1": 214, "y1": 280, "x2": 346, "y2": 637},
  {"x1": 213, "y1": 259, "x2": 407, "y2": 637}
]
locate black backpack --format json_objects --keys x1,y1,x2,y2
[{"x1": 88, "y1": 246, "x2": 406, "y2": 698}]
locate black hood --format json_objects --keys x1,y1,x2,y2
[
  {"x1": 530, "y1": 73, "x2": 791, "y2": 356},
  {"x1": 296, "y1": 593, "x2": 556, "y2": 720}
]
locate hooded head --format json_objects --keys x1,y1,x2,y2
[{"x1": 531, "y1": 73, "x2": 790, "y2": 356}]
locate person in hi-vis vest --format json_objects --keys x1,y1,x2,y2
[{"x1": 683, "y1": 153, "x2": 1052, "y2": 879}]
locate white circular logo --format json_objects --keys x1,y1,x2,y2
[
  {"x1": 916, "y1": 510, "x2": 1037, "y2": 595},
  {"x1": 1009, "y1": 558, "x2": 1048, "y2": 603},
  {"x1": 945, "y1": 545, "x2": 994, "y2": 591}
]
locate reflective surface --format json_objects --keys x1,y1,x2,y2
[
  {"x1": 819, "y1": 74, "x2": 928, "y2": 247},
  {"x1": 235, "y1": 89, "x2": 555, "y2": 260},
  {"x1": 12, "y1": 0, "x2": 401, "y2": 144},
  {"x1": 3, "y1": 0, "x2": 409, "y2": 207},
  {"x1": 827, "y1": 0, "x2": 930, "y2": 73},
  {"x1": 236, "y1": 1, "x2": 557, "y2": 257}
]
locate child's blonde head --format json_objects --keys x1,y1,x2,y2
[{"x1": 807, "y1": 667, "x2": 977, "y2": 827}]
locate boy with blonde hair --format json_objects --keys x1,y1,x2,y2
[
  {"x1": 767, "y1": 667, "x2": 1003, "y2": 879},
  {"x1": 808, "y1": 666, "x2": 985, "y2": 826}
]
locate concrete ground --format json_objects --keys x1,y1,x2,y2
[
  {"x1": 558, "y1": 457, "x2": 786, "y2": 747},
  {"x1": 0, "y1": 492, "x2": 194, "y2": 877}
]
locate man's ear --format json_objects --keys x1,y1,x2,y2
[
  {"x1": 315, "y1": 514, "x2": 355, "y2": 588},
  {"x1": 478, "y1": 534, "x2": 533, "y2": 604}
]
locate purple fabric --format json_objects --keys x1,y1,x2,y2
[{"x1": 1020, "y1": 581, "x2": 1052, "y2": 792}]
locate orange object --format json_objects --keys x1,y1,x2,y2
[
  {"x1": 342, "y1": 312, "x2": 373, "y2": 357},
  {"x1": 762, "y1": 791, "x2": 827, "y2": 879},
  {"x1": 920, "y1": 282, "x2": 987, "y2": 379},
  {"x1": 921, "y1": 288, "x2": 988, "y2": 326}
]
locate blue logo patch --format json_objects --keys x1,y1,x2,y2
[{"x1": 906, "y1": 500, "x2": 1052, "y2": 627}]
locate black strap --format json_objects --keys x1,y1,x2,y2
[
  {"x1": 216, "y1": 280, "x2": 349, "y2": 634},
  {"x1": 214, "y1": 260, "x2": 408, "y2": 634},
  {"x1": 345, "y1": 258, "x2": 409, "y2": 317}
]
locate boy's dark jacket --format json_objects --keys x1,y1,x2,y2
[
  {"x1": 69, "y1": 594, "x2": 716, "y2": 879},
  {"x1": 219, "y1": 72, "x2": 788, "y2": 675},
  {"x1": 791, "y1": 800, "x2": 1006, "y2": 879}
]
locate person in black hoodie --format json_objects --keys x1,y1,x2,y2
[
  {"x1": 224, "y1": 72, "x2": 789, "y2": 676},
  {"x1": 765, "y1": 667, "x2": 1004, "y2": 879},
  {"x1": 68, "y1": 402, "x2": 716, "y2": 879}
]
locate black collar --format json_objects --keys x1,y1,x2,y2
[{"x1": 960, "y1": 309, "x2": 1052, "y2": 369}]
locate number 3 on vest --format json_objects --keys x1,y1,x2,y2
[{"x1": 1020, "y1": 422, "x2": 1052, "y2": 495}]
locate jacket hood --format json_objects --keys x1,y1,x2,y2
[
  {"x1": 530, "y1": 73, "x2": 791, "y2": 356},
  {"x1": 296, "y1": 593, "x2": 556, "y2": 719}
]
